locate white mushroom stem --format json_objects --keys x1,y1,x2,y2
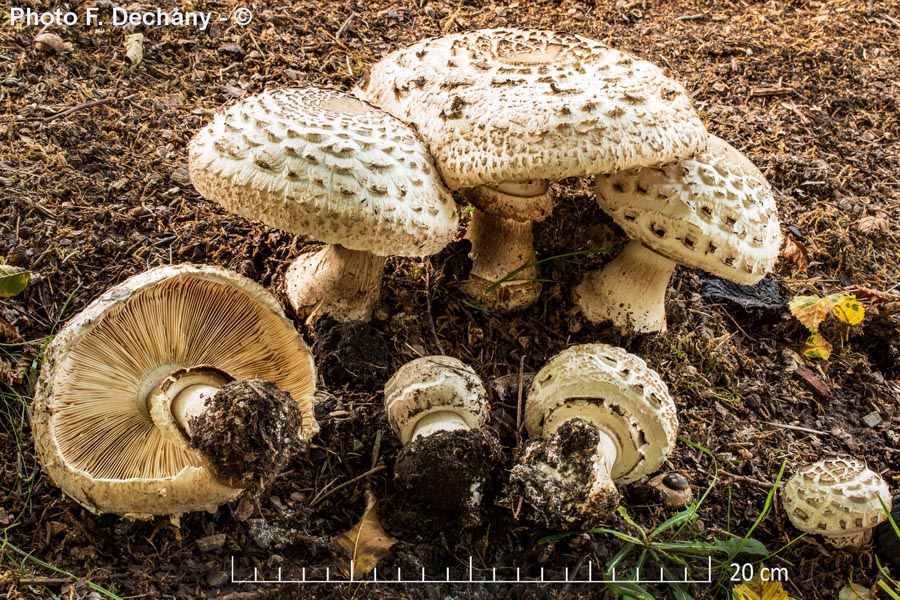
[
  {"x1": 284, "y1": 244, "x2": 385, "y2": 323},
  {"x1": 148, "y1": 366, "x2": 232, "y2": 445},
  {"x1": 584, "y1": 429, "x2": 621, "y2": 507},
  {"x1": 574, "y1": 239, "x2": 678, "y2": 333},
  {"x1": 410, "y1": 410, "x2": 470, "y2": 441}
]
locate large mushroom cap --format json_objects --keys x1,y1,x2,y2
[
  {"x1": 783, "y1": 456, "x2": 892, "y2": 546},
  {"x1": 189, "y1": 87, "x2": 459, "y2": 257},
  {"x1": 355, "y1": 28, "x2": 709, "y2": 189},
  {"x1": 524, "y1": 343, "x2": 677, "y2": 483},
  {"x1": 32, "y1": 264, "x2": 317, "y2": 519},
  {"x1": 384, "y1": 355, "x2": 489, "y2": 444},
  {"x1": 593, "y1": 134, "x2": 782, "y2": 284}
]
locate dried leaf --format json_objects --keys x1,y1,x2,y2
[
  {"x1": 831, "y1": 295, "x2": 865, "y2": 326},
  {"x1": 124, "y1": 33, "x2": 144, "y2": 69},
  {"x1": 34, "y1": 32, "x2": 73, "y2": 53},
  {"x1": 780, "y1": 236, "x2": 809, "y2": 272},
  {"x1": 855, "y1": 212, "x2": 889, "y2": 235},
  {"x1": 732, "y1": 571, "x2": 791, "y2": 600},
  {"x1": 0, "y1": 315, "x2": 24, "y2": 344},
  {"x1": 0, "y1": 265, "x2": 31, "y2": 298},
  {"x1": 788, "y1": 294, "x2": 842, "y2": 332},
  {"x1": 331, "y1": 490, "x2": 396, "y2": 580},
  {"x1": 802, "y1": 332, "x2": 833, "y2": 361}
]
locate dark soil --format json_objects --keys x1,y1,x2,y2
[
  {"x1": 1, "y1": 1, "x2": 899, "y2": 599},
  {"x1": 190, "y1": 378, "x2": 304, "y2": 491}
]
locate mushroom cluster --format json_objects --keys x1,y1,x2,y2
[
  {"x1": 32, "y1": 264, "x2": 317, "y2": 519},
  {"x1": 354, "y1": 28, "x2": 709, "y2": 311}
]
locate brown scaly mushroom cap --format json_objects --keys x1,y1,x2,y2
[
  {"x1": 509, "y1": 343, "x2": 677, "y2": 528},
  {"x1": 383, "y1": 356, "x2": 500, "y2": 523},
  {"x1": 576, "y1": 134, "x2": 782, "y2": 333},
  {"x1": 782, "y1": 456, "x2": 892, "y2": 548},
  {"x1": 189, "y1": 87, "x2": 459, "y2": 322},
  {"x1": 355, "y1": 28, "x2": 708, "y2": 311},
  {"x1": 32, "y1": 264, "x2": 317, "y2": 519}
]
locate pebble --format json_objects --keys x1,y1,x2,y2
[
  {"x1": 207, "y1": 571, "x2": 229, "y2": 587},
  {"x1": 196, "y1": 533, "x2": 226, "y2": 552},
  {"x1": 861, "y1": 411, "x2": 882, "y2": 428}
]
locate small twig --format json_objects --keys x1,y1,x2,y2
[
  {"x1": 335, "y1": 13, "x2": 355, "y2": 40},
  {"x1": 425, "y1": 260, "x2": 444, "y2": 355},
  {"x1": 308, "y1": 465, "x2": 386, "y2": 507},
  {"x1": 515, "y1": 354, "x2": 526, "y2": 437},
  {"x1": 12, "y1": 94, "x2": 137, "y2": 124},
  {"x1": 720, "y1": 469, "x2": 774, "y2": 489},
  {"x1": 676, "y1": 13, "x2": 706, "y2": 21},
  {"x1": 764, "y1": 420, "x2": 830, "y2": 436},
  {"x1": 18, "y1": 578, "x2": 73, "y2": 586}
]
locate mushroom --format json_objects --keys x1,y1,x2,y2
[
  {"x1": 188, "y1": 87, "x2": 459, "y2": 322},
  {"x1": 646, "y1": 472, "x2": 695, "y2": 509},
  {"x1": 383, "y1": 356, "x2": 501, "y2": 523},
  {"x1": 31, "y1": 264, "x2": 317, "y2": 519},
  {"x1": 507, "y1": 343, "x2": 677, "y2": 529},
  {"x1": 575, "y1": 134, "x2": 782, "y2": 333},
  {"x1": 782, "y1": 456, "x2": 892, "y2": 549},
  {"x1": 355, "y1": 28, "x2": 708, "y2": 311}
]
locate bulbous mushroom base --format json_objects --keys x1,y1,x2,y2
[
  {"x1": 461, "y1": 210, "x2": 542, "y2": 312},
  {"x1": 505, "y1": 419, "x2": 619, "y2": 530},
  {"x1": 189, "y1": 378, "x2": 305, "y2": 491},
  {"x1": 573, "y1": 240, "x2": 677, "y2": 334},
  {"x1": 285, "y1": 245, "x2": 385, "y2": 323},
  {"x1": 394, "y1": 428, "x2": 501, "y2": 527}
]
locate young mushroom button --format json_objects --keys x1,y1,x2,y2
[
  {"x1": 31, "y1": 264, "x2": 317, "y2": 520},
  {"x1": 383, "y1": 356, "x2": 501, "y2": 525},
  {"x1": 782, "y1": 456, "x2": 892, "y2": 549},
  {"x1": 576, "y1": 134, "x2": 782, "y2": 334},
  {"x1": 188, "y1": 87, "x2": 459, "y2": 323},
  {"x1": 355, "y1": 28, "x2": 708, "y2": 312},
  {"x1": 507, "y1": 343, "x2": 678, "y2": 529}
]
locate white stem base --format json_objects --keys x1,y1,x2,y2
[
  {"x1": 585, "y1": 429, "x2": 620, "y2": 511},
  {"x1": 573, "y1": 240, "x2": 677, "y2": 333},
  {"x1": 461, "y1": 209, "x2": 541, "y2": 312},
  {"x1": 285, "y1": 245, "x2": 385, "y2": 323},
  {"x1": 411, "y1": 410, "x2": 469, "y2": 441}
]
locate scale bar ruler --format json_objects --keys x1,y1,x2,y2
[{"x1": 230, "y1": 556, "x2": 713, "y2": 585}]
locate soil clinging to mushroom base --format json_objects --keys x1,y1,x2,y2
[{"x1": 189, "y1": 379, "x2": 305, "y2": 491}]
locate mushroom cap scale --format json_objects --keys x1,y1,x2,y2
[
  {"x1": 783, "y1": 456, "x2": 892, "y2": 542},
  {"x1": 355, "y1": 28, "x2": 708, "y2": 189},
  {"x1": 384, "y1": 356, "x2": 489, "y2": 445},
  {"x1": 32, "y1": 264, "x2": 317, "y2": 519},
  {"x1": 189, "y1": 87, "x2": 459, "y2": 257},
  {"x1": 524, "y1": 343, "x2": 677, "y2": 483},
  {"x1": 594, "y1": 135, "x2": 782, "y2": 284}
]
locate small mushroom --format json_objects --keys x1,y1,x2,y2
[
  {"x1": 507, "y1": 343, "x2": 678, "y2": 528},
  {"x1": 576, "y1": 134, "x2": 782, "y2": 333},
  {"x1": 646, "y1": 472, "x2": 694, "y2": 509},
  {"x1": 355, "y1": 28, "x2": 708, "y2": 311},
  {"x1": 32, "y1": 264, "x2": 317, "y2": 519},
  {"x1": 782, "y1": 456, "x2": 892, "y2": 549},
  {"x1": 189, "y1": 87, "x2": 459, "y2": 322},
  {"x1": 383, "y1": 356, "x2": 501, "y2": 524}
]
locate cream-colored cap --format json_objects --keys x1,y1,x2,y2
[
  {"x1": 384, "y1": 356, "x2": 489, "y2": 445},
  {"x1": 189, "y1": 87, "x2": 458, "y2": 257},
  {"x1": 32, "y1": 264, "x2": 317, "y2": 519},
  {"x1": 594, "y1": 135, "x2": 782, "y2": 284},
  {"x1": 355, "y1": 28, "x2": 708, "y2": 189},
  {"x1": 783, "y1": 456, "x2": 892, "y2": 546},
  {"x1": 524, "y1": 343, "x2": 677, "y2": 483}
]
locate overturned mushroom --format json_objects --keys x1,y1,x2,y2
[
  {"x1": 576, "y1": 134, "x2": 782, "y2": 333},
  {"x1": 189, "y1": 87, "x2": 458, "y2": 322},
  {"x1": 32, "y1": 264, "x2": 317, "y2": 519},
  {"x1": 383, "y1": 356, "x2": 501, "y2": 524},
  {"x1": 782, "y1": 456, "x2": 892, "y2": 549},
  {"x1": 507, "y1": 343, "x2": 677, "y2": 529},
  {"x1": 356, "y1": 28, "x2": 708, "y2": 311}
]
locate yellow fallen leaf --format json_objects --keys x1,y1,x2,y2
[
  {"x1": 330, "y1": 490, "x2": 396, "y2": 580},
  {"x1": 802, "y1": 332, "x2": 832, "y2": 361},
  {"x1": 0, "y1": 264, "x2": 31, "y2": 298},
  {"x1": 831, "y1": 295, "x2": 865, "y2": 326},
  {"x1": 732, "y1": 570, "x2": 790, "y2": 600},
  {"x1": 788, "y1": 293, "x2": 843, "y2": 332}
]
